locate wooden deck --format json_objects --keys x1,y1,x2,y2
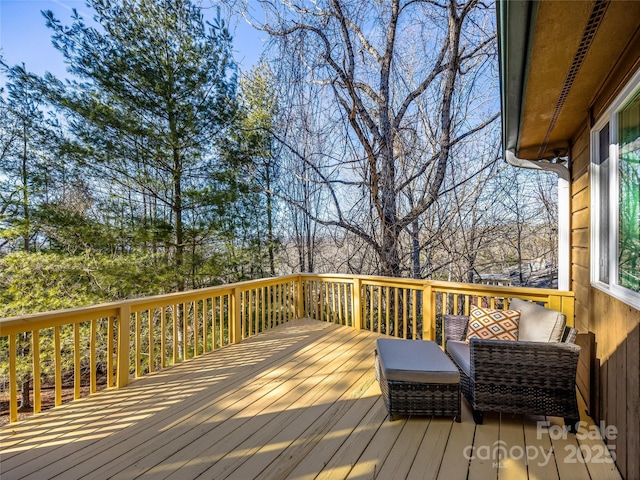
[{"x1": 1, "y1": 319, "x2": 621, "y2": 480}]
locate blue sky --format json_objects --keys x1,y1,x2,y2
[{"x1": 0, "y1": 0, "x2": 266, "y2": 86}]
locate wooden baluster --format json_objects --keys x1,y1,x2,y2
[
  {"x1": 172, "y1": 304, "x2": 178, "y2": 365},
  {"x1": 74, "y1": 323, "x2": 81, "y2": 399},
  {"x1": 394, "y1": 288, "x2": 399, "y2": 337},
  {"x1": 135, "y1": 311, "x2": 141, "y2": 377},
  {"x1": 296, "y1": 277, "x2": 304, "y2": 320},
  {"x1": 385, "y1": 286, "x2": 390, "y2": 335},
  {"x1": 54, "y1": 325, "x2": 62, "y2": 406},
  {"x1": 183, "y1": 302, "x2": 189, "y2": 359},
  {"x1": 9, "y1": 333, "x2": 17, "y2": 422},
  {"x1": 225, "y1": 294, "x2": 231, "y2": 344},
  {"x1": 352, "y1": 278, "x2": 362, "y2": 330},
  {"x1": 345, "y1": 283, "x2": 350, "y2": 326},
  {"x1": 202, "y1": 300, "x2": 207, "y2": 353},
  {"x1": 212, "y1": 296, "x2": 218, "y2": 349},
  {"x1": 193, "y1": 300, "x2": 200, "y2": 352},
  {"x1": 314, "y1": 282, "x2": 319, "y2": 321},
  {"x1": 322, "y1": 281, "x2": 327, "y2": 321},
  {"x1": 91, "y1": 319, "x2": 97, "y2": 393},
  {"x1": 412, "y1": 290, "x2": 417, "y2": 340},
  {"x1": 368, "y1": 285, "x2": 374, "y2": 331},
  {"x1": 337, "y1": 283, "x2": 343, "y2": 325},
  {"x1": 148, "y1": 309, "x2": 154, "y2": 370},
  {"x1": 108, "y1": 316, "x2": 115, "y2": 386},
  {"x1": 443, "y1": 292, "x2": 448, "y2": 316},
  {"x1": 117, "y1": 304, "x2": 131, "y2": 388},
  {"x1": 161, "y1": 308, "x2": 167, "y2": 368},
  {"x1": 261, "y1": 287, "x2": 266, "y2": 331},
  {"x1": 423, "y1": 284, "x2": 433, "y2": 343},
  {"x1": 232, "y1": 288, "x2": 241, "y2": 344},
  {"x1": 285, "y1": 283, "x2": 290, "y2": 322},
  {"x1": 403, "y1": 289, "x2": 408, "y2": 339},
  {"x1": 377, "y1": 286, "x2": 382, "y2": 333},
  {"x1": 33, "y1": 330, "x2": 41, "y2": 413}
]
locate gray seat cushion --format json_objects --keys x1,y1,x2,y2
[
  {"x1": 376, "y1": 338, "x2": 460, "y2": 384},
  {"x1": 446, "y1": 340, "x2": 470, "y2": 376},
  {"x1": 510, "y1": 298, "x2": 566, "y2": 342}
]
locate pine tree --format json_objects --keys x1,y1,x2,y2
[
  {"x1": 237, "y1": 63, "x2": 281, "y2": 276},
  {"x1": 36, "y1": 0, "x2": 239, "y2": 290}
]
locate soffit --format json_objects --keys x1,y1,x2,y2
[{"x1": 517, "y1": 0, "x2": 640, "y2": 160}]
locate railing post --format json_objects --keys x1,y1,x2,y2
[
  {"x1": 297, "y1": 276, "x2": 304, "y2": 319},
  {"x1": 116, "y1": 303, "x2": 131, "y2": 388},
  {"x1": 353, "y1": 277, "x2": 362, "y2": 330},
  {"x1": 548, "y1": 294, "x2": 561, "y2": 314},
  {"x1": 553, "y1": 293, "x2": 575, "y2": 328},
  {"x1": 232, "y1": 286, "x2": 242, "y2": 343},
  {"x1": 423, "y1": 284, "x2": 433, "y2": 342},
  {"x1": 565, "y1": 295, "x2": 575, "y2": 328}
]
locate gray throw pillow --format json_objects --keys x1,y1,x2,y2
[{"x1": 510, "y1": 298, "x2": 566, "y2": 342}]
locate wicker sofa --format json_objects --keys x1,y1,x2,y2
[{"x1": 444, "y1": 298, "x2": 581, "y2": 430}]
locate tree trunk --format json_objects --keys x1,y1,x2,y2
[
  {"x1": 19, "y1": 378, "x2": 31, "y2": 411},
  {"x1": 19, "y1": 333, "x2": 31, "y2": 411},
  {"x1": 411, "y1": 218, "x2": 421, "y2": 279},
  {"x1": 173, "y1": 147, "x2": 185, "y2": 291},
  {"x1": 378, "y1": 1, "x2": 400, "y2": 278},
  {"x1": 21, "y1": 121, "x2": 30, "y2": 253},
  {"x1": 379, "y1": 171, "x2": 401, "y2": 277},
  {"x1": 305, "y1": 215, "x2": 314, "y2": 272},
  {"x1": 265, "y1": 169, "x2": 276, "y2": 276}
]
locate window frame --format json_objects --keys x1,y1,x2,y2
[{"x1": 590, "y1": 67, "x2": 640, "y2": 310}]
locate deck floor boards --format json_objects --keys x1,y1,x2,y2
[{"x1": 0, "y1": 319, "x2": 621, "y2": 480}]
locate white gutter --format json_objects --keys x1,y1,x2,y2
[{"x1": 505, "y1": 150, "x2": 570, "y2": 290}]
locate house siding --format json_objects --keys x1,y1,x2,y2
[
  {"x1": 569, "y1": 37, "x2": 640, "y2": 479},
  {"x1": 570, "y1": 126, "x2": 592, "y2": 411}
]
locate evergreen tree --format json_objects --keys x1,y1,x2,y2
[
  {"x1": 0, "y1": 64, "x2": 50, "y2": 254},
  {"x1": 236, "y1": 63, "x2": 281, "y2": 276},
  {"x1": 33, "y1": 0, "x2": 239, "y2": 290}
]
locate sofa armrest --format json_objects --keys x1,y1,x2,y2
[
  {"x1": 562, "y1": 326, "x2": 578, "y2": 344},
  {"x1": 443, "y1": 314, "x2": 469, "y2": 343},
  {"x1": 469, "y1": 338, "x2": 580, "y2": 386}
]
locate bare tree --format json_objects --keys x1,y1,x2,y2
[
  {"x1": 248, "y1": 0, "x2": 498, "y2": 277},
  {"x1": 269, "y1": 60, "x2": 330, "y2": 273}
]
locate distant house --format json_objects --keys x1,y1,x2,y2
[
  {"x1": 497, "y1": 1, "x2": 640, "y2": 478},
  {"x1": 475, "y1": 273, "x2": 511, "y2": 286}
]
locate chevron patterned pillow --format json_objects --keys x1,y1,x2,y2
[{"x1": 465, "y1": 304, "x2": 520, "y2": 343}]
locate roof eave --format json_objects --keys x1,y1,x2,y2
[
  {"x1": 497, "y1": 0, "x2": 537, "y2": 156},
  {"x1": 497, "y1": 0, "x2": 571, "y2": 177}
]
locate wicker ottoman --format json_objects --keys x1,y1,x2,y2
[{"x1": 375, "y1": 338, "x2": 461, "y2": 422}]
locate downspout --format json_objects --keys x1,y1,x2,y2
[{"x1": 505, "y1": 150, "x2": 570, "y2": 290}]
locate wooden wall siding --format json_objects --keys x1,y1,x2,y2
[
  {"x1": 568, "y1": 39, "x2": 640, "y2": 479},
  {"x1": 570, "y1": 123, "x2": 592, "y2": 409},
  {"x1": 591, "y1": 289, "x2": 640, "y2": 480}
]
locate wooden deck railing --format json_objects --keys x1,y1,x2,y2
[
  {"x1": 0, "y1": 273, "x2": 574, "y2": 423},
  {"x1": 299, "y1": 274, "x2": 574, "y2": 342}
]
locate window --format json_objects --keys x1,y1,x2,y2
[
  {"x1": 618, "y1": 91, "x2": 640, "y2": 293},
  {"x1": 591, "y1": 70, "x2": 640, "y2": 309}
]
